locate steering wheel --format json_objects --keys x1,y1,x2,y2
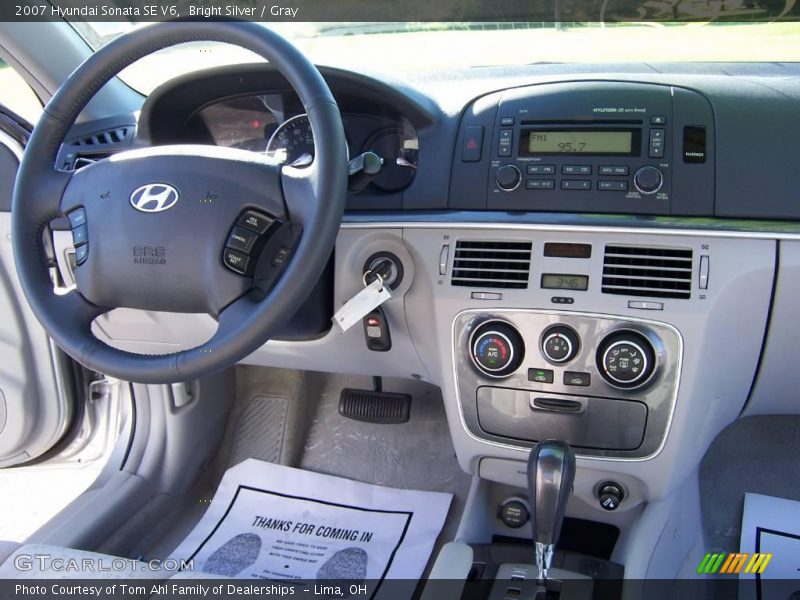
[{"x1": 11, "y1": 22, "x2": 348, "y2": 383}]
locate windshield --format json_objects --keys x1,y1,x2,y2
[{"x1": 71, "y1": 21, "x2": 800, "y2": 94}]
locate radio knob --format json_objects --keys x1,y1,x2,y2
[
  {"x1": 495, "y1": 165, "x2": 521, "y2": 192},
  {"x1": 633, "y1": 166, "x2": 663, "y2": 195}
]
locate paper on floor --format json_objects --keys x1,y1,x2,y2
[
  {"x1": 738, "y1": 492, "x2": 800, "y2": 599},
  {"x1": 169, "y1": 459, "x2": 452, "y2": 584}
]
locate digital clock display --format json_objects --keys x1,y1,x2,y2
[
  {"x1": 541, "y1": 273, "x2": 589, "y2": 291},
  {"x1": 523, "y1": 129, "x2": 637, "y2": 156}
]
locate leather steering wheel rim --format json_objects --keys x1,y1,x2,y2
[{"x1": 11, "y1": 22, "x2": 348, "y2": 383}]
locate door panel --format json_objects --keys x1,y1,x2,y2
[{"x1": 0, "y1": 127, "x2": 72, "y2": 467}]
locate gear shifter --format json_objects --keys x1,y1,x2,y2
[{"x1": 527, "y1": 440, "x2": 576, "y2": 584}]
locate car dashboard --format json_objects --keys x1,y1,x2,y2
[{"x1": 50, "y1": 60, "x2": 800, "y2": 567}]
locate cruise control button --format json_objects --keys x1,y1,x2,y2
[
  {"x1": 223, "y1": 248, "x2": 250, "y2": 275},
  {"x1": 564, "y1": 371, "x2": 591, "y2": 386},
  {"x1": 74, "y1": 243, "x2": 88, "y2": 266},
  {"x1": 528, "y1": 368, "x2": 554, "y2": 384},
  {"x1": 237, "y1": 211, "x2": 273, "y2": 234},
  {"x1": 67, "y1": 208, "x2": 87, "y2": 228},
  {"x1": 71, "y1": 224, "x2": 88, "y2": 247},
  {"x1": 227, "y1": 226, "x2": 259, "y2": 254}
]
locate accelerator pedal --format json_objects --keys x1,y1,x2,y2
[{"x1": 338, "y1": 387, "x2": 411, "y2": 424}]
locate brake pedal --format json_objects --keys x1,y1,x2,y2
[{"x1": 338, "y1": 388, "x2": 411, "y2": 424}]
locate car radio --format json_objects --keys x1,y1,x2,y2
[{"x1": 451, "y1": 81, "x2": 715, "y2": 216}]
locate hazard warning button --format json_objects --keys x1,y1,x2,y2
[{"x1": 462, "y1": 125, "x2": 484, "y2": 162}]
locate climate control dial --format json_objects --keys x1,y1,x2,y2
[
  {"x1": 597, "y1": 330, "x2": 656, "y2": 388},
  {"x1": 470, "y1": 321, "x2": 525, "y2": 378},
  {"x1": 540, "y1": 325, "x2": 580, "y2": 364}
]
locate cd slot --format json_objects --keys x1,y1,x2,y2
[{"x1": 520, "y1": 119, "x2": 644, "y2": 126}]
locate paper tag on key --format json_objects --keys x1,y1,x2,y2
[{"x1": 333, "y1": 276, "x2": 392, "y2": 332}]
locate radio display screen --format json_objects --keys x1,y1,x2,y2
[
  {"x1": 522, "y1": 129, "x2": 639, "y2": 156},
  {"x1": 541, "y1": 273, "x2": 589, "y2": 291}
]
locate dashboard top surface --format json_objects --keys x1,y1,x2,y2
[{"x1": 64, "y1": 60, "x2": 800, "y2": 224}]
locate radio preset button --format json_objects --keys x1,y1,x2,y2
[
  {"x1": 561, "y1": 179, "x2": 591, "y2": 190},
  {"x1": 526, "y1": 179, "x2": 555, "y2": 190},
  {"x1": 598, "y1": 180, "x2": 628, "y2": 191}
]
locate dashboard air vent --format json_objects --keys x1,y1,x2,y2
[
  {"x1": 602, "y1": 245, "x2": 693, "y2": 299},
  {"x1": 451, "y1": 240, "x2": 532, "y2": 289},
  {"x1": 72, "y1": 127, "x2": 131, "y2": 147}
]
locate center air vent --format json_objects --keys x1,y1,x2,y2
[
  {"x1": 602, "y1": 245, "x2": 692, "y2": 299},
  {"x1": 451, "y1": 240, "x2": 532, "y2": 289}
]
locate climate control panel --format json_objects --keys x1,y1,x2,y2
[{"x1": 457, "y1": 310, "x2": 681, "y2": 459}]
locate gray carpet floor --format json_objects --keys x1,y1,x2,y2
[
  {"x1": 135, "y1": 367, "x2": 471, "y2": 570},
  {"x1": 700, "y1": 415, "x2": 800, "y2": 552}
]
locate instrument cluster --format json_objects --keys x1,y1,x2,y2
[{"x1": 192, "y1": 93, "x2": 419, "y2": 193}]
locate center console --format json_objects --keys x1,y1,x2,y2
[{"x1": 454, "y1": 310, "x2": 681, "y2": 459}]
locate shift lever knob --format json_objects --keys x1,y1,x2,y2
[{"x1": 527, "y1": 439, "x2": 576, "y2": 583}]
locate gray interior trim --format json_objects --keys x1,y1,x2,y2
[
  {"x1": 0, "y1": 130, "x2": 22, "y2": 162},
  {"x1": 341, "y1": 219, "x2": 800, "y2": 241},
  {"x1": 0, "y1": 21, "x2": 143, "y2": 119}
]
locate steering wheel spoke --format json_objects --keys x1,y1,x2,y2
[{"x1": 12, "y1": 22, "x2": 347, "y2": 383}]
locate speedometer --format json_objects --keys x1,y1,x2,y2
[{"x1": 266, "y1": 114, "x2": 315, "y2": 167}]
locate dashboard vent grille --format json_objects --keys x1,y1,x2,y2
[
  {"x1": 451, "y1": 240, "x2": 532, "y2": 289},
  {"x1": 602, "y1": 245, "x2": 693, "y2": 299},
  {"x1": 72, "y1": 127, "x2": 131, "y2": 147}
]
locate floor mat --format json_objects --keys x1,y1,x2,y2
[
  {"x1": 229, "y1": 395, "x2": 289, "y2": 466},
  {"x1": 300, "y1": 374, "x2": 472, "y2": 550},
  {"x1": 141, "y1": 370, "x2": 471, "y2": 569},
  {"x1": 700, "y1": 415, "x2": 800, "y2": 552},
  {"x1": 168, "y1": 459, "x2": 452, "y2": 583}
]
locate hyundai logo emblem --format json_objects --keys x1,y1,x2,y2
[{"x1": 130, "y1": 183, "x2": 180, "y2": 213}]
